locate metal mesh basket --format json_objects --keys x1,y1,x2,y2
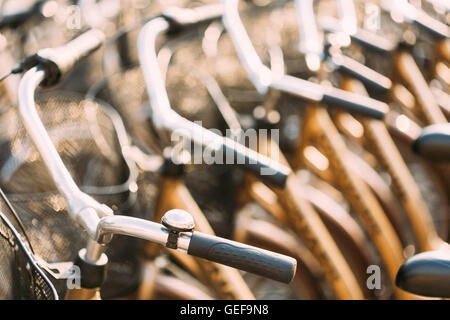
[
  {"x1": 0, "y1": 91, "x2": 143, "y2": 298},
  {"x1": 0, "y1": 187, "x2": 57, "y2": 299}
]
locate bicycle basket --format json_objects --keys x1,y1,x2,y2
[
  {"x1": 0, "y1": 187, "x2": 58, "y2": 299},
  {"x1": 0, "y1": 91, "x2": 143, "y2": 298}
]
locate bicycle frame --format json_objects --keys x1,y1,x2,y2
[
  {"x1": 340, "y1": 78, "x2": 445, "y2": 250},
  {"x1": 221, "y1": 0, "x2": 419, "y2": 299},
  {"x1": 223, "y1": 0, "x2": 424, "y2": 299},
  {"x1": 199, "y1": 44, "x2": 375, "y2": 298},
  {"x1": 150, "y1": 22, "x2": 369, "y2": 299},
  {"x1": 242, "y1": 169, "x2": 375, "y2": 299},
  {"x1": 134, "y1": 3, "x2": 374, "y2": 299},
  {"x1": 297, "y1": 104, "x2": 417, "y2": 299},
  {"x1": 257, "y1": 135, "x2": 365, "y2": 299},
  {"x1": 196, "y1": 22, "x2": 376, "y2": 297},
  {"x1": 320, "y1": 1, "x2": 450, "y2": 248},
  {"x1": 290, "y1": 2, "x2": 412, "y2": 246}
]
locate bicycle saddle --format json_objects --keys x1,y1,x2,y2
[
  {"x1": 396, "y1": 249, "x2": 450, "y2": 298},
  {"x1": 412, "y1": 123, "x2": 450, "y2": 162}
]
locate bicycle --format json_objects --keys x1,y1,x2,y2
[
  {"x1": 396, "y1": 123, "x2": 449, "y2": 298},
  {"x1": 3, "y1": 28, "x2": 296, "y2": 300}
]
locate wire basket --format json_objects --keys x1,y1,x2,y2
[
  {"x1": 0, "y1": 91, "x2": 143, "y2": 298},
  {"x1": 0, "y1": 187, "x2": 57, "y2": 299}
]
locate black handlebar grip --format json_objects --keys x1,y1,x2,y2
[
  {"x1": 351, "y1": 28, "x2": 396, "y2": 54},
  {"x1": 322, "y1": 86, "x2": 389, "y2": 120},
  {"x1": 414, "y1": 9, "x2": 450, "y2": 40},
  {"x1": 36, "y1": 29, "x2": 105, "y2": 86},
  {"x1": 188, "y1": 231, "x2": 297, "y2": 283},
  {"x1": 331, "y1": 54, "x2": 392, "y2": 92},
  {"x1": 222, "y1": 136, "x2": 290, "y2": 188},
  {"x1": 413, "y1": 124, "x2": 450, "y2": 162}
]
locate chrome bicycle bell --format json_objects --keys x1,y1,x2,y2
[{"x1": 162, "y1": 209, "x2": 195, "y2": 249}]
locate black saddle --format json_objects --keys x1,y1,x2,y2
[
  {"x1": 413, "y1": 123, "x2": 450, "y2": 162},
  {"x1": 396, "y1": 249, "x2": 450, "y2": 298}
]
